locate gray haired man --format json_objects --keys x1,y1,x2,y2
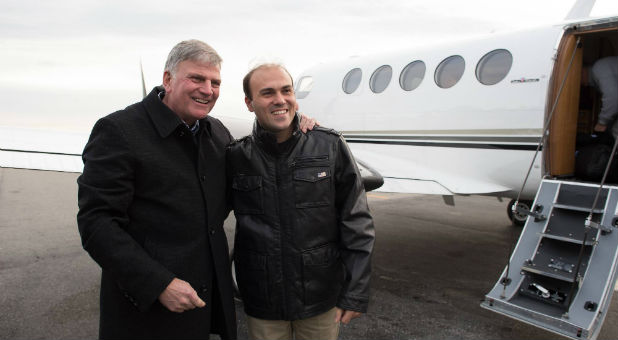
[{"x1": 77, "y1": 39, "x2": 237, "y2": 339}]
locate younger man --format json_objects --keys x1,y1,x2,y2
[{"x1": 227, "y1": 64, "x2": 375, "y2": 340}]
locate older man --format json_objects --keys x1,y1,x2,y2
[
  {"x1": 227, "y1": 63, "x2": 375, "y2": 340},
  {"x1": 79, "y1": 39, "x2": 241, "y2": 339},
  {"x1": 78, "y1": 39, "x2": 236, "y2": 339}
]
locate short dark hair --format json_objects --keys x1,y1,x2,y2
[{"x1": 243, "y1": 63, "x2": 294, "y2": 100}]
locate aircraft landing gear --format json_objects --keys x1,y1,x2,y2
[{"x1": 507, "y1": 199, "x2": 532, "y2": 226}]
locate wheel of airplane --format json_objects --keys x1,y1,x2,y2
[{"x1": 507, "y1": 199, "x2": 532, "y2": 227}]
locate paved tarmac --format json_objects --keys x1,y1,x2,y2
[{"x1": 1, "y1": 167, "x2": 617, "y2": 339}]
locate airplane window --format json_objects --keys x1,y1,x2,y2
[
  {"x1": 342, "y1": 68, "x2": 362, "y2": 94},
  {"x1": 296, "y1": 76, "x2": 313, "y2": 99},
  {"x1": 476, "y1": 49, "x2": 513, "y2": 85},
  {"x1": 399, "y1": 60, "x2": 426, "y2": 91},
  {"x1": 434, "y1": 55, "x2": 465, "y2": 89},
  {"x1": 370, "y1": 65, "x2": 392, "y2": 93}
]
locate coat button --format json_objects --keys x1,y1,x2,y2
[
  {"x1": 201, "y1": 285, "x2": 208, "y2": 293},
  {"x1": 210, "y1": 229, "x2": 216, "y2": 235},
  {"x1": 179, "y1": 131, "x2": 185, "y2": 137},
  {"x1": 200, "y1": 175, "x2": 206, "y2": 181}
]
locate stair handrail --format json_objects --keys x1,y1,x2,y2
[{"x1": 502, "y1": 37, "x2": 582, "y2": 298}]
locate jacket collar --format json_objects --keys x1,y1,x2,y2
[
  {"x1": 143, "y1": 86, "x2": 212, "y2": 138},
  {"x1": 252, "y1": 112, "x2": 301, "y2": 154}
]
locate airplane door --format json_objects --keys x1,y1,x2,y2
[{"x1": 482, "y1": 179, "x2": 618, "y2": 340}]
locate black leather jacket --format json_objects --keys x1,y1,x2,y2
[{"x1": 227, "y1": 115, "x2": 375, "y2": 321}]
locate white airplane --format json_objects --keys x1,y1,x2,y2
[
  {"x1": 293, "y1": 3, "x2": 618, "y2": 225},
  {"x1": 292, "y1": 1, "x2": 618, "y2": 339},
  {"x1": 2, "y1": 0, "x2": 613, "y2": 225}
]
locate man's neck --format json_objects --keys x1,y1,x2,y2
[{"x1": 275, "y1": 126, "x2": 293, "y2": 143}]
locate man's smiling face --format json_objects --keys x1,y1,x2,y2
[
  {"x1": 163, "y1": 59, "x2": 221, "y2": 125},
  {"x1": 246, "y1": 65, "x2": 298, "y2": 142}
]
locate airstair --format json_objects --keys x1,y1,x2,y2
[{"x1": 482, "y1": 179, "x2": 618, "y2": 340}]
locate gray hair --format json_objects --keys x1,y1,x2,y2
[{"x1": 164, "y1": 39, "x2": 222, "y2": 76}]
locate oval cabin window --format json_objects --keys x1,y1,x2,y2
[
  {"x1": 296, "y1": 76, "x2": 313, "y2": 99},
  {"x1": 370, "y1": 65, "x2": 392, "y2": 93},
  {"x1": 476, "y1": 49, "x2": 513, "y2": 85},
  {"x1": 342, "y1": 68, "x2": 362, "y2": 94},
  {"x1": 399, "y1": 60, "x2": 426, "y2": 91},
  {"x1": 434, "y1": 55, "x2": 465, "y2": 89}
]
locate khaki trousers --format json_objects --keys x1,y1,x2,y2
[{"x1": 247, "y1": 307, "x2": 340, "y2": 340}]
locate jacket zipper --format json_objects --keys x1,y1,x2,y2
[
  {"x1": 275, "y1": 154, "x2": 288, "y2": 318},
  {"x1": 290, "y1": 155, "x2": 329, "y2": 168}
]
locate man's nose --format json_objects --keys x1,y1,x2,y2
[
  {"x1": 273, "y1": 92, "x2": 285, "y2": 104},
  {"x1": 200, "y1": 81, "x2": 214, "y2": 96}
]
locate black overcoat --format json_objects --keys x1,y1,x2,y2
[{"x1": 77, "y1": 87, "x2": 236, "y2": 339}]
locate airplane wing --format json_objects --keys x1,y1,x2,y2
[
  {"x1": 0, "y1": 126, "x2": 86, "y2": 173},
  {"x1": 348, "y1": 145, "x2": 514, "y2": 196},
  {"x1": 0, "y1": 113, "x2": 253, "y2": 174},
  {"x1": 0, "y1": 124, "x2": 518, "y2": 198},
  {"x1": 0, "y1": 121, "x2": 386, "y2": 196},
  {"x1": 0, "y1": 117, "x2": 384, "y2": 195}
]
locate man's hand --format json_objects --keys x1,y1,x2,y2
[
  {"x1": 298, "y1": 112, "x2": 319, "y2": 133},
  {"x1": 594, "y1": 123, "x2": 607, "y2": 133},
  {"x1": 158, "y1": 278, "x2": 205, "y2": 313},
  {"x1": 334, "y1": 307, "x2": 362, "y2": 324}
]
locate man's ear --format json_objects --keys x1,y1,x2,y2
[
  {"x1": 245, "y1": 97, "x2": 254, "y2": 112},
  {"x1": 163, "y1": 71, "x2": 172, "y2": 91}
]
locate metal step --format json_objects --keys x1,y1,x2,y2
[{"x1": 482, "y1": 179, "x2": 618, "y2": 340}]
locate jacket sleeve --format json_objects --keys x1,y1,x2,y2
[
  {"x1": 334, "y1": 135, "x2": 376, "y2": 313},
  {"x1": 77, "y1": 117, "x2": 175, "y2": 311},
  {"x1": 214, "y1": 116, "x2": 236, "y2": 217},
  {"x1": 225, "y1": 144, "x2": 234, "y2": 216}
]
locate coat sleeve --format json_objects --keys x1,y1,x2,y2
[
  {"x1": 77, "y1": 117, "x2": 175, "y2": 311},
  {"x1": 334, "y1": 135, "x2": 376, "y2": 313}
]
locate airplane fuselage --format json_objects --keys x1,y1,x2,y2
[{"x1": 295, "y1": 18, "x2": 617, "y2": 200}]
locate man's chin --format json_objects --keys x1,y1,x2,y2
[
  {"x1": 260, "y1": 124, "x2": 288, "y2": 133},
  {"x1": 192, "y1": 110, "x2": 212, "y2": 120}
]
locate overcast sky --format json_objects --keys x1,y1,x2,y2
[{"x1": 1, "y1": 0, "x2": 616, "y2": 131}]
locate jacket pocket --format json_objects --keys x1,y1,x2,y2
[
  {"x1": 232, "y1": 175, "x2": 264, "y2": 214},
  {"x1": 301, "y1": 244, "x2": 343, "y2": 306},
  {"x1": 293, "y1": 167, "x2": 331, "y2": 208},
  {"x1": 234, "y1": 250, "x2": 270, "y2": 308}
]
